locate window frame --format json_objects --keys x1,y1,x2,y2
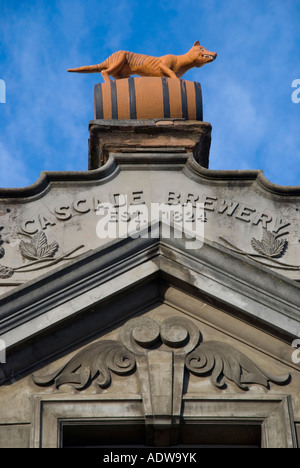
[{"x1": 31, "y1": 393, "x2": 297, "y2": 448}]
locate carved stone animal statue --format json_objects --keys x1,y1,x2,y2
[{"x1": 68, "y1": 41, "x2": 217, "y2": 82}]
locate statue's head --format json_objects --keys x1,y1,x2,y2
[{"x1": 191, "y1": 41, "x2": 217, "y2": 67}]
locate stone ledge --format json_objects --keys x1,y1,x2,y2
[{"x1": 88, "y1": 118, "x2": 212, "y2": 169}]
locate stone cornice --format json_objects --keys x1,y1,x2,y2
[
  {"x1": 1, "y1": 152, "x2": 300, "y2": 201},
  {"x1": 0, "y1": 157, "x2": 118, "y2": 200},
  {"x1": 185, "y1": 156, "x2": 300, "y2": 197}
]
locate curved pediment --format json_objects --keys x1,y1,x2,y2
[{"x1": 0, "y1": 151, "x2": 299, "y2": 301}]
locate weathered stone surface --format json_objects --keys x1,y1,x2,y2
[
  {"x1": 0, "y1": 143, "x2": 299, "y2": 299},
  {"x1": 0, "y1": 119, "x2": 300, "y2": 448},
  {"x1": 0, "y1": 303, "x2": 299, "y2": 448},
  {"x1": 0, "y1": 425, "x2": 30, "y2": 448},
  {"x1": 88, "y1": 119, "x2": 212, "y2": 168}
]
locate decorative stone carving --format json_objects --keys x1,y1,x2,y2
[
  {"x1": 33, "y1": 341, "x2": 136, "y2": 390},
  {"x1": 0, "y1": 265, "x2": 14, "y2": 279},
  {"x1": 251, "y1": 229, "x2": 288, "y2": 259},
  {"x1": 0, "y1": 226, "x2": 14, "y2": 279},
  {"x1": 31, "y1": 315, "x2": 291, "y2": 444},
  {"x1": 186, "y1": 341, "x2": 290, "y2": 390},
  {"x1": 0, "y1": 226, "x2": 5, "y2": 259},
  {"x1": 33, "y1": 316, "x2": 290, "y2": 392},
  {"x1": 19, "y1": 231, "x2": 58, "y2": 261},
  {"x1": 0, "y1": 230, "x2": 85, "y2": 279},
  {"x1": 220, "y1": 227, "x2": 300, "y2": 271}
]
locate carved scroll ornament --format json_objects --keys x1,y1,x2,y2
[
  {"x1": 186, "y1": 341, "x2": 289, "y2": 390},
  {"x1": 33, "y1": 316, "x2": 289, "y2": 392},
  {"x1": 33, "y1": 341, "x2": 136, "y2": 390}
]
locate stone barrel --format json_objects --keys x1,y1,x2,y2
[{"x1": 94, "y1": 77, "x2": 203, "y2": 121}]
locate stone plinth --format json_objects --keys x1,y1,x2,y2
[{"x1": 88, "y1": 119, "x2": 212, "y2": 169}]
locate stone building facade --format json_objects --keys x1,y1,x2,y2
[{"x1": 0, "y1": 78, "x2": 300, "y2": 448}]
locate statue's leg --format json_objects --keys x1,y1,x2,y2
[
  {"x1": 101, "y1": 52, "x2": 127, "y2": 82},
  {"x1": 159, "y1": 63, "x2": 178, "y2": 79}
]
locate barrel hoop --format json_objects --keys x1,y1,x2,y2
[
  {"x1": 180, "y1": 80, "x2": 188, "y2": 119},
  {"x1": 110, "y1": 80, "x2": 118, "y2": 119},
  {"x1": 161, "y1": 77, "x2": 170, "y2": 118},
  {"x1": 94, "y1": 83, "x2": 103, "y2": 119},
  {"x1": 194, "y1": 82, "x2": 203, "y2": 121},
  {"x1": 128, "y1": 77, "x2": 137, "y2": 119}
]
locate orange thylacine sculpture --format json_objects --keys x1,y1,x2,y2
[{"x1": 68, "y1": 41, "x2": 217, "y2": 82}]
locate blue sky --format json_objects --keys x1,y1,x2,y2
[{"x1": 0, "y1": 0, "x2": 300, "y2": 188}]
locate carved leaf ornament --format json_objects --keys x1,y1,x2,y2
[
  {"x1": 251, "y1": 229, "x2": 287, "y2": 259},
  {"x1": 19, "y1": 231, "x2": 58, "y2": 261},
  {"x1": 0, "y1": 230, "x2": 84, "y2": 279},
  {"x1": 220, "y1": 228, "x2": 298, "y2": 271},
  {"x1": 33, "y1": 317, "x2": 290, "y2": 392}
]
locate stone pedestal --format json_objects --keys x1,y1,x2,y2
[{"x1": 88, "y1": 118, "x2": 212, "y2": 169}]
